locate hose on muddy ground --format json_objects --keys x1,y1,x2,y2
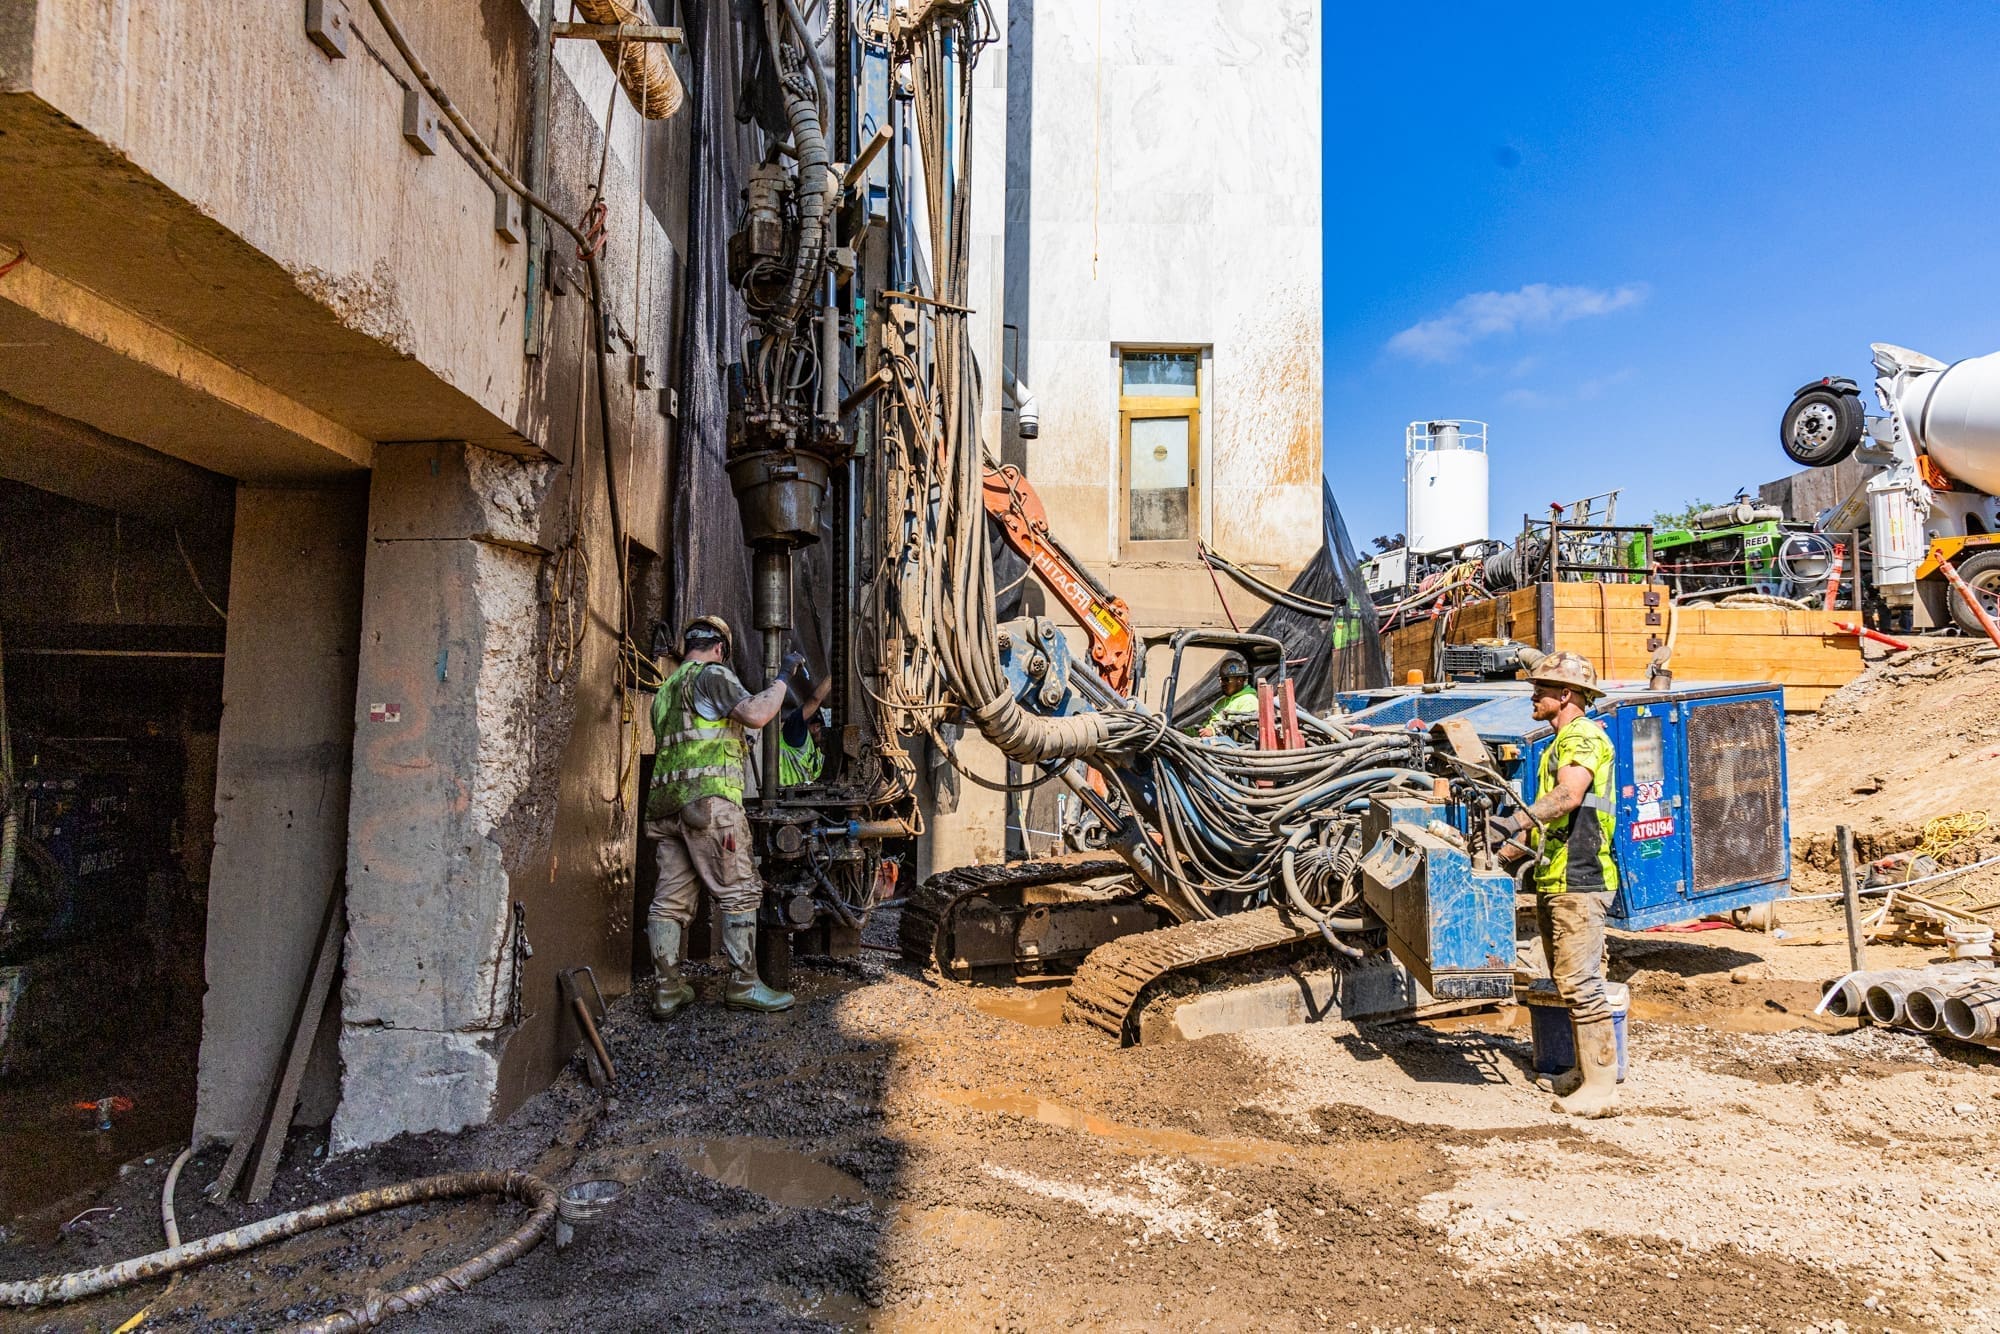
[{"x1": 0, "y1": 1169, "x2": 557, "y2": 1330}]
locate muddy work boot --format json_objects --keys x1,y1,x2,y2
[
  {"x1": 1553, "y1": 1017, "x2": 1620, "y2": 1118},
  {"x1": 721, "y1": 911, "x2": 794, "y2": 1013},
  {"x1": 1545, "y1": 1016, "x2": 1585, "y2": 1097},
  {"x1": 646, "y1": 918, "x2": 696, "y2": 1020}
]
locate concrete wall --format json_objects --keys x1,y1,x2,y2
[
  {"x1": 1003, "y1": 0, "x2": 1323, "y2": 634},
  {"x1": 334, "y1": 441, "x2": 636, "y2": 1150},
  {"x1": 197, "y1": 483, "x2": 368, "y2": 1142},
  {"x1": 1, "y1": 2, "x2": 684, "y2": 1146}
]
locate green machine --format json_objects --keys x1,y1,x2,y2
[{"x1": 1625, "y1": 501, "x2": 1836, "y2": 604}]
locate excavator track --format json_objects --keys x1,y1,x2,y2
[
  {"x1": 899, "y1": 857, "x2": 1158, "y2": 981},
  {"x1": 1062, "y1": 906, "x2": 1318, "y2": 1044}
]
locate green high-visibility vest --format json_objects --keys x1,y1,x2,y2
[
  {"x1": 779, "y1": 731, "x2": 823, "y2": 787},
  {"x1": 649, "y1": 661, "x2": 747, "y2": 819},
  {"x1": 1202, "y1": 686, "x2": 1260, "y2": 733},
  {"x1": 1531, "y1": 715, "x2": 1620, "y2": 896}
]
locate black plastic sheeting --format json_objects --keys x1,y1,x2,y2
[
  {"x1": 1173, "y1": 480, "x2": 1389, "y2": 725},
  {"x1": 667, "y1": 0, "x2": 829, "y2": 687}
]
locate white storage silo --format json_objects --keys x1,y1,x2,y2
[{"x1": 1405, "y1": 420, "x2": 1489, "y2": 554}]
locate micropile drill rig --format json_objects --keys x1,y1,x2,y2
[{"x1": 715, "y1": 0, "x2": 1789, "y2": 1037}]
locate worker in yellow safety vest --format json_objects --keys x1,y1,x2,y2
[
  {"x1": 1493, "y1": 650, "x2": 1622, "y2": 1119},
  {"x1": 778, "y1": 652, "x2": 833, "y2": 787},
  {"x1": 1194, "y1": 652, "x2": 1260, "y2": 738},
  {"x1": 644, "y1": 615, "x2": 793, "y2": 1018}
]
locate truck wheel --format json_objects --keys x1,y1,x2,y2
[
  {"x1": 1780, "y1": 386, "x2": 1864, "y2": 467},
  {"x1": 1948, "y1": 550, "x2": 2000, "y2": 638}
]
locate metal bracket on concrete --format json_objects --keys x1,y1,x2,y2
[{"x1": 305, "y1": 0, "x2": 353, "y2": 58}]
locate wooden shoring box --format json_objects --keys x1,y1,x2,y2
[{"x1": 1383, "y1": 581, "x2": 1863, "y2": 712}]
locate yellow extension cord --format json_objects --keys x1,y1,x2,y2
[{"x1": 1911, "y1": 810, "x2": 1991, "y2": 879}]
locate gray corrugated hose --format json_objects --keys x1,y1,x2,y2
[{"x1": 0, "y1": 1170, "x2": 557, "y2": 1326}]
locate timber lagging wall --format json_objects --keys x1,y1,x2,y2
[{"x1": 1385, "y1": 582, "x2": 1862, "y2": 712}]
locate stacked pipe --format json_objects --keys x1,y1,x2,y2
[{"x1": 1821, "y1": 967, "x2": 2000, "y2": 1042}]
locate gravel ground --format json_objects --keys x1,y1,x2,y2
[{"x1": 5, "y1": 906, "x2": 1998, "y2": 1333}]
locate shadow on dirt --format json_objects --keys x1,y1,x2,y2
[
  {"x1": 0, "y1": 952, "x2": 905, "y2": 1333},
  {"x1": 1609, "y1": 933, "x2": 1765, "y2": 979}
]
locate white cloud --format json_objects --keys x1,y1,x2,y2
[
  {"x1": 1388, "y1": 283, "x2": 1649, "y2": 363},
  {"x1": 1501, "y1": 367, "x2": 1635, "y2": 409}
]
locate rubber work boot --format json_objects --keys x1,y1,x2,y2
[
  {"x1": 721, "y1": 911, "x2": 794, "y2": 1013},
  {"x1": 646, "y1": 918, "x2": 696, "y2": 1020},
  {"x1": 1553, "y1": 1016, "x2": 1620, "y2": 1118}
]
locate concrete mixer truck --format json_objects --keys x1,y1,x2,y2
[{"x1": 1781, "y1": 343, "x2": 2000, "y2": 634}]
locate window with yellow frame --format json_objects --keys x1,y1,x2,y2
[{"x1": 1118, "y1": 349, "x2": 1201, "y2": 550}]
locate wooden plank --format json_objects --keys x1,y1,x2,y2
[
  {"x1": 245, "y1": 889, "x2": 343, "y2": 1202},
  {"x1": 1783, "y1": 685, "x2": 1843, "y2": 712},
  {"x1": 1557, "y1": 630, "x2": 1860, "y2": 665},
  {"x1": 1552, "y1": 607, "x2": 1847, "y2": 637}
]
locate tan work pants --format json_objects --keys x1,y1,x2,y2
[
  {"x1": 645, "y1": 795, "x2": 763, "y2": 925},
  {"x1": 1535, "y1": 890, "x2": 1611, "y2": 1024}
]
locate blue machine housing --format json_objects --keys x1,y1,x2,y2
[
  {"x1": 1357, "y1": 797, "x2": 1519, "y2": 1000},
  {"x1": 1336, "y1": 680, "x2": 1792, "y2": 931}
]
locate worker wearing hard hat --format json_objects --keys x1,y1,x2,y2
[
  {"x1": 778, "y1": 652, "x2": 833, "y2": 787},
  {"x1": 645, "y1": 615, "x2": 794, "y2": 1018},
  {"x1": 1494, "y1": 650, "x2": 1622, "y2": 1119},
  {"x1": 1194, "y1": 652, "x2": 1260, "y2": 739}
]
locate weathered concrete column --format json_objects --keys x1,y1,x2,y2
[
  {"x1": 196, "y1": 482, "x2": 368, "y2": 1143},
  {"x1": 333, "y1": 442, "x2": 556, "y2": 1152}
]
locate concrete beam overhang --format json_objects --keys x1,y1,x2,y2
[
  {"x1": 0, "y1": 388, "x2": 235, "y2": 525},
  {"x1": 0, "y1": 72, "x2": 535, "y2": 480},
  {"x1": 0, "y1": 256, "x2": 374, "y2": 481}
]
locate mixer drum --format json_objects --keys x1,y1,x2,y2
[{"x1": 1900, "y1": 352, "x2": 2000, "y2": 495}]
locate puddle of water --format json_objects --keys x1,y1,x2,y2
[
  {"x1": 676, "y1": 1137, "x2": 879, "y2": 1209},
  {"x1": 968, "y1": 985, "x2": 1068, "y2": 1028},
  {"x1": 772, "y1": 1284, "x2": 872, "y2": 1329},
  {"x1": 1, "y1": 1081, "x2": 194, "y2": 1226},
  {"x1": 937, "y1": 1089, "x2": 1288, "y2": 1167}
]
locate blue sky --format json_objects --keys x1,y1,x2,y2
[{"x1": 1323, "y1": 2, "x2": 2000, "y2": 548}]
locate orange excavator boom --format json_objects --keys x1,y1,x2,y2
[{"x1": 981, "y1": 463, "x2": 1138, "y2": 696}]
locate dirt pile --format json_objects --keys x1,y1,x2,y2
[{"x1": 1788, "y1": 640, "x2": 2000, "y2": 875}]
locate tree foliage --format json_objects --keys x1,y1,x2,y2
[{"x1": 1650, "y1": 498, "x2": 1724, "y2": 531}]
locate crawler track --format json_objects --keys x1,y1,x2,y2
[
  {"x1": 1062, "y1": 906, "x2": 1317, "y2": 1043},
  {"x1": 898, "y1": 857, "x2": 1132, "y2": 978}
]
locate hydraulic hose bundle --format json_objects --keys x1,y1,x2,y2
[{"x1": 862, "y1": 25, "x2": 1435, "y2": 927}]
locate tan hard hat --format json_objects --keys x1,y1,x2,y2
[
  {"x1": 683, "y1": 614, "x2": 734, "y2": 656},
  {"x1": 1526, "y1": 649, "x2": 1602, "y2": 700}
]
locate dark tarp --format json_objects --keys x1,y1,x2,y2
[{"x1": 1173, "y1": 479, "x2": 1389, "y2": 725}]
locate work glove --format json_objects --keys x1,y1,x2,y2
[
  {"x1": 1488, "y1": 812, "x2": 1532, "y2": 863},
  {"x1": 782, "y1": 650, "x2": 810, "y2": 706}
]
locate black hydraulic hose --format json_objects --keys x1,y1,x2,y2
[
  {"x1": 1271, "y1": 768, "x2": 1432, "y2": 824},
  {"x1": 1279, "y1": 830, "x2": 1364, "y2": 958},
  {"x1": 1201, "y1": 545, "x2": 1344, "y2": 618},
  {"x1": 0, "y1": 1171, "x2": 557, "y2": 1326}
]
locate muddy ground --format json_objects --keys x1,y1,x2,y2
[
  {"x1": 4, "y1": 901, "x2": 1999, "y2": 1334},
  {"x1": 6, "y1": 647, "x2": 2000, "y2": 1332}
]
